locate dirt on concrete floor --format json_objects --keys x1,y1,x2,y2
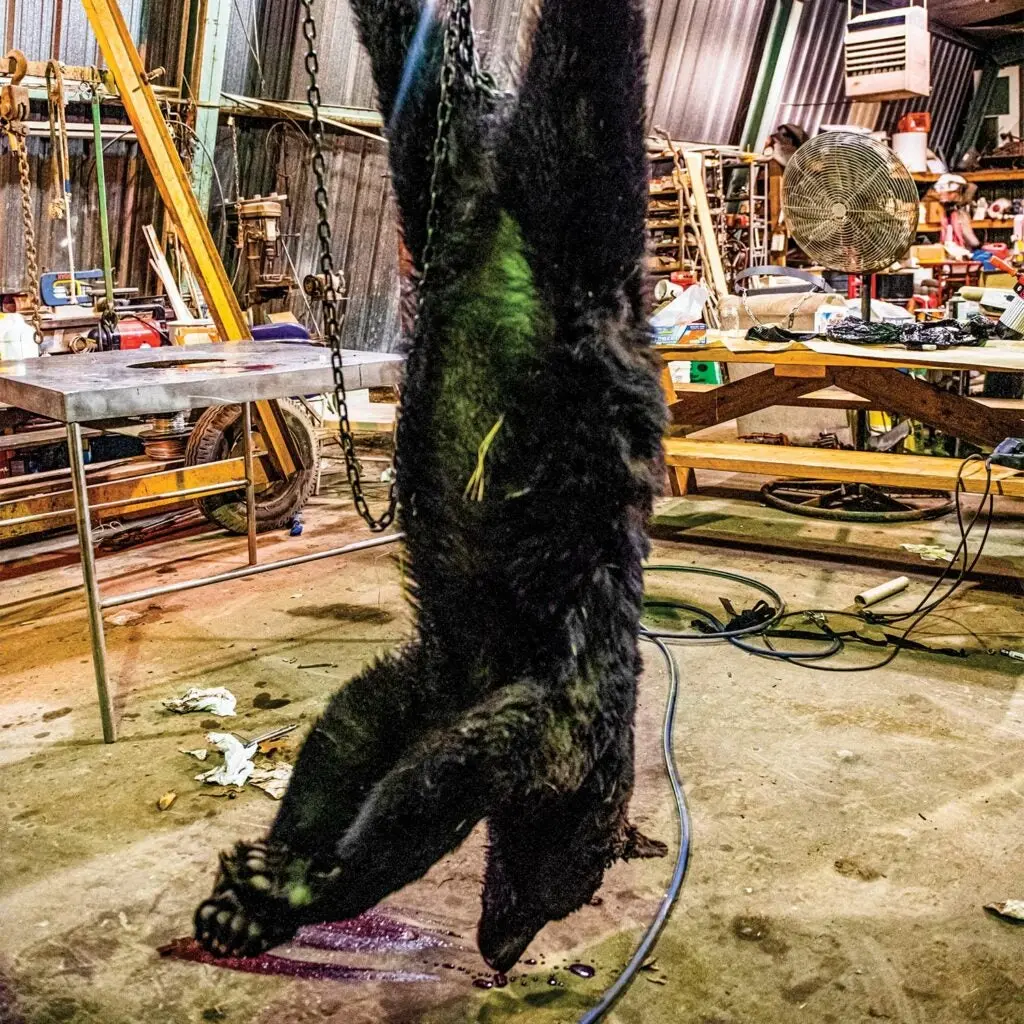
[{"x1": 0, "y1": 485, "x2": 1022, "y2": 1024}]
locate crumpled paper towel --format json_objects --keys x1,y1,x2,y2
[
  {"x1": 985, "y1": 900, "x2": 1024, "y2": 923},
  {"x1": 901, "y1": 543, "x2": 954, "y2": 563},
  {"x1": 195, "y1": 733, "x2": 257, "y2": 787},
  {"x1": 249, "y1": 763, "x2": 293, "y2": 800},
  {"x1": 162, "y1": 687, "x2": 237, "y2": 716}
]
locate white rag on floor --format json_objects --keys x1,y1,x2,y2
[
  {"x1": 162, "y1": 687, "x2": 237, "y2": 716},
  {"x1": 195, "y1": 733, "x2": 257, "y2": 787}
]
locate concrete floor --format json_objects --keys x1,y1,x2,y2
[{"x1": 1, "y1": 479, "x2": 1023, "y2": 1024}]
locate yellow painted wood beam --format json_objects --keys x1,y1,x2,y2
[{"x1": 80, "y1": 0, "x2": 251, "y2": 342}]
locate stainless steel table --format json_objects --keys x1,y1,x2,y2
[
  {"x1": 0, "y1": 343, "x2": 404, "y2": 741},
  {"x1": 0, "y1": 342, "x2": 402, "y2": 421}
]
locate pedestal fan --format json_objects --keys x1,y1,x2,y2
[
  {"x1": 765, "y1": 132, "x2": 944, "y2": 522},
  {"x1": 782, "y1": 130, "x2": 919, "y2": 321}
]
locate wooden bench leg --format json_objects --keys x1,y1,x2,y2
[
  {"x1": 667, "y1": 465, "x2": 697, "y2": 497},
  {"x1": 660, "y1": 365, "x2": 677, "y2": 406}
]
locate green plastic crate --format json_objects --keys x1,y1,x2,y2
[{"x1": 689, "y1": 360, "x2": 723, "y2": 385}]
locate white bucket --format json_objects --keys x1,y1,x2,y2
[{"x1": 892, "y1": 131, "x2": 928, "y2": 173}]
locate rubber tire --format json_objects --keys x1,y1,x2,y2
[{"x1": 185, "y1": 399, "x2": 319, "y2": 535}]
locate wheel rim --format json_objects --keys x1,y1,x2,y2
[{"x1": 760, "y1": 479, "x2": 955, "y2": 523}]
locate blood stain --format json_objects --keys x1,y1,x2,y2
[
  {"x1": 159, "y1": 910, "x2": 450, "y2": 984},
  {"x1": 568, "y1": 963, "x2": 596, "y2": 979}
]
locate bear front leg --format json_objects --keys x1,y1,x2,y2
[{"x1": 195, "y1": 646, "x2": 432, "y2": 957}]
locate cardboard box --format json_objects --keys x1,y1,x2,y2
[{"x1": 911, "y1": 244, "x2": 948, "y2": 265}]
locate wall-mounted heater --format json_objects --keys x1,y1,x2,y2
[{"x1": 845, "y1": 1, "x2": 931, "y2": 102}]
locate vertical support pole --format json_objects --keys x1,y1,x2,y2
[
  {"x1": 856, "y1": 271, "x2": 872, "y2": 454},
  {"x1": 176, "y1": 0, "x2": 196, "y2": 95},
  {"x1": 748, "y1": 160, "x2": 757, "y2": 261},
  {"x1": 861, "y1": 273, "x2": 873, "y2": 323},
  {"x1": 740, "y1": 0, "x2": 803, "y2": 153},
  {"x1": 243, "y1": 402, "x2": 258, "y2": 566},
  {"x1": 5, "y1": 0, "x2": 16, "y2": 52},
  {"x1": 51, "y1": 0, "x2": 64, "y2": 59},
  {"x1": 954, "y1": 61, "x2": 999, "y2": 170},
  {"x1": 66, "y1": 424, "x2": 116, "y2": 744},
  {"x1": 189, "y1": 0, "x2": 233, "y2": 214},
  {"x1": 91, "y1": 91, "x2": 116, "y2": 313}
]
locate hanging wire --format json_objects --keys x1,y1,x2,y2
[
  {"x1": 230, "y1": 0, "x2": 268, "y2": 94},
  {"x1": 281, "y1": 236, "x2": 322, "y2": 334},
  {"x1": 167, "y1": 119, "x2": 231, "y2": 252}
]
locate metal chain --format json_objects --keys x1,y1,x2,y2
[
  {"x1": 301, "y1": 0, "x2": 396, "y2": 531},
  {"x1": 417, "y1": 1, "x2": 462, "y2": 302},
  {"x1": 14, "y1": 135, "x2": 43, "y2": 346},
  {"x1": 300, "y1": 0, "x2": 488, "y2": 531},
  {"x1": 416, "y1": 0, "x2": 496, "y2": 315},
  {"x1": 229, "y1": 115, "x2": 242, "y2": 202}
]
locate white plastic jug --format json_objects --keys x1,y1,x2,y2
[{"x1": 0, "y1": 314, "x2": 39, "y2": 362}]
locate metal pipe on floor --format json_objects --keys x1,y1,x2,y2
[{"x1": 99, "y1": 532, "x2": 404, "y2": 609}]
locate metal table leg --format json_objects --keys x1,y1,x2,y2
[
  {"x1": 243, "y1": 402, "x2": 258, "y2": 566},
  {"x1": 66, "y1": 423, "x2": 116, "y2": 743}
]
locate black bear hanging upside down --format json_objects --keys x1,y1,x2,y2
[{"x1": 194, "y1": 0, "x2": 668, "y2": 974}]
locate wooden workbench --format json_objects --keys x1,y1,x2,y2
[{"x1": 659, "y1": 332, "x2": 1024, "y2": 496}]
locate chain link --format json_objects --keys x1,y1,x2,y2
[
  {"x1": 300, "y1": 0, "x2": 490, "y2": 531},
  {"x1": 301, "y1": 0, "x2": 397, "y2": 531},
  {"x1": 14, "y1": 132, "x2": 43, "y2": 346}
]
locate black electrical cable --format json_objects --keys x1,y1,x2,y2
[
  {"x1": 578, "y1": 454, "x2": 994, "y2": 1017},
  {"x1": 641, "y1": 564, "x2": 786, "y2": 642},
  {"x1": 580, "y1": 565, "x2": 780, "y2": 1019},
  {"x1": 866, "y1": 455, "x2": 993, "y2": 625},
  {"x1": 577, "y1": 632, "x2": 691, "y2": 1023},
  {"x1": 724, "y1": 454, "x2": 994, "y2": 672}
]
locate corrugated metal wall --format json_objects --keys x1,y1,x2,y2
[
  {"x1": 772, "y1": 0, "x2": 852, "y2": 138},
  {"x1": 217, "y1": 0, "x2": 389, "y2": 350},
  {"x1": 877, "y1": 35, "x2": 978, "y2": 165},
  {"x1": 771, "y1": 0, "x2": 978, "y2": 165},
  {"x1": 217, "y1": 122, "x2": 402, "y2": 352},
  {"x1": 646, "y1": 0, "x2": 773, "y2": 143},
  {"x1": 0, "y1": 126, "x2": 165, "y2": 295},
  {"x1": 0, "y1": 0, "x2": 184, "y2": 80}
]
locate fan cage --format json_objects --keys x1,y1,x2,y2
[{"x1": 782, "y1": 131, "x2": 920, "y2": 273}]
